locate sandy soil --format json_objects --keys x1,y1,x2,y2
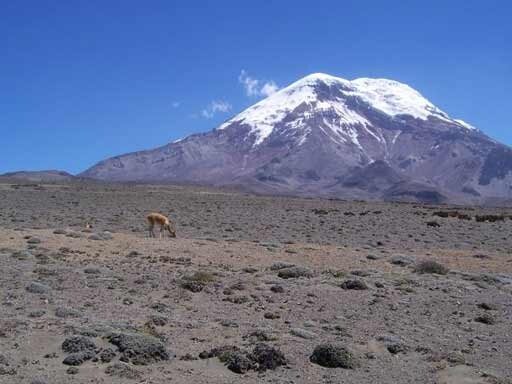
[{"x1": 0, "y1": 182, "x2": 511, "y2": 383}]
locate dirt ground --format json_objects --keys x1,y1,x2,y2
[{"x1": 0, "y1": 182, "x2": 511, "y2": 383}]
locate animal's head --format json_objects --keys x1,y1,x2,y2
[{"x1": 166, "y1": 223, "x2": 177, "y2": 238}]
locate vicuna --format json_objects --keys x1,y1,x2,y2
[{"x1": 147, "y1": 212, "x2": 176, "y2": 238}]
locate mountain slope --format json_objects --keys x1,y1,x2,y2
[
  {"x1": 80, "y1": 73, "x2": 512, "y2": 203},
  {"x1": 0, "y1": 170, "x2": 76, "y2": 183}
]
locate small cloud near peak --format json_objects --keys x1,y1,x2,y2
[
  {"x1": 239, "y1": 70, "x2": 279, "y2": 97},
  {"x1": 201, "y1": 100, "x2": 232, "y2": 119}
]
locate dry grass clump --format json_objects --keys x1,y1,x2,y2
[
  {"x1": 475, "y1": 214, "x2": 505, "y2": 223},
  {"x1": 433, "y1": 211, "x2": 471, "y2": 220},
  {"x1": 414, "y1": 260, "x2": 449, "y2": 275},
  {"x1": 184, "y1": 271, "x2": 216, "y2": 283}
]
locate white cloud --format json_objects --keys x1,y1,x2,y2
[
  {"x1": 201, "y1": 100, "x2": 232, "y2": 119},
  {"x1": 171, "y1": 101, "x2": 180, "y2": 108},
  {"x1": 238, "y1": 70, "x2": 260, "y2": 97},
  {"x1": 238, "y1": 70, "x2": 279, "y2": 98},
  {"x1": 260, "y1": 81, "x2": 279, "y2": 97}
]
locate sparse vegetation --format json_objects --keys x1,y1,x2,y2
[
  {"x1": 340, "y1": 279, "x2": 368, "y2": 290},
  {"x1": 0, "y1": 182, "x2": 511, "y2": 382},
  {"x1": 183, "y1": 271, "x2": 216, "y2": 283},
  {"x1": 277, "y1": 266, "x2": 314, "y2": 279},
  {"x1": 199, "y1": 345, "x2": 240, "y2": 360},
  {"x1": 475, "y1": 214, "x2": 506, "y2": 223},
  {"x1": 310, "y1": 344, "x2": 358, "y2": 369},
  {"x1": 178, "y1": 272, "x2": 215, "y2": 292},
  {"x1": 201, "y1": 344, "x2": 286, "y2": 374},
  {"x1": 433, "y1": 211, "x2": 471, "y2": 220},
  {"x1": 180, "y1": 281, "x2": 205, "y2": 292},
  {"x1": 414, "y1": 260, "x2": 449, "y2": 275},
  {"x1": 478, "y1": 302, "x2": 498, "y2": 311},
  {"x1": 475, "y1": 313, "x2": 496, "y2": 325},
  {"x1": 322, "y1": 269, "x2": 347, "y2": 278}
]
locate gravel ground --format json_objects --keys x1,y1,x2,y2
[{"x1": 0, "y1": 181, "x2": 511, "y2": 383}]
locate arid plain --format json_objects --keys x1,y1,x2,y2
[{"x1": 0, "y1": 181, "x2": 511, "y2": 383}]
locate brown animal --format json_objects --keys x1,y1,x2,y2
[{"x1": 147, "y1": 212, "x2": 176, "y2": 238}]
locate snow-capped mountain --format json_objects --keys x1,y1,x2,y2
[
  {"x1": 80, "y1": 73, "x2": 512, "y2": 203},
  {"x1": 217, "y1": 73, "x2": 462, "y2": 147}
]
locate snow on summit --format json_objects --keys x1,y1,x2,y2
[
  {"x1": 348, "y1": 77, "x2": 449, "y2": 121},
  {"x1": 454, "y1": 119, "x2": 477, "y2": 130},
  {"x1": 218, "y1": 73, "x2": 470, "y2": 145}
]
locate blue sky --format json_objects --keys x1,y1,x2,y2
[{"x1": 1, "y1": 0, "x2": 510, "y2": 174}]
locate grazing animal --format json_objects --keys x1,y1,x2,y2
[{"x1": 147, "y1": 212, "x2": 176, "y2": 238}]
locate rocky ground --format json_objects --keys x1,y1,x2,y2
[{"x1": 0, "y1": 181, "x2": 511, "y2": 384}]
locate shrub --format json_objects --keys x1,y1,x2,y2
[
  {"x1": 474, "y1": 313, "x2": 496, "y2": 325},
  {"x1": 340, "y1": 280, "x2": 368, "y2": 290},
  {"x1": 184, "y1": 271, "x2": 216, "y2": 283},
  {"x1": 475, "y1": 215, "x2": 505, "y2": 223},
  {"x1": 310, "y1": 344, "x2": 358, "y2": 369},
  {"x1": 432, "y1": 211, "x2": 472, "y2": 220},
  {"x1": 414, "y1": 260, "x2": 449, "y2": 275}
]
